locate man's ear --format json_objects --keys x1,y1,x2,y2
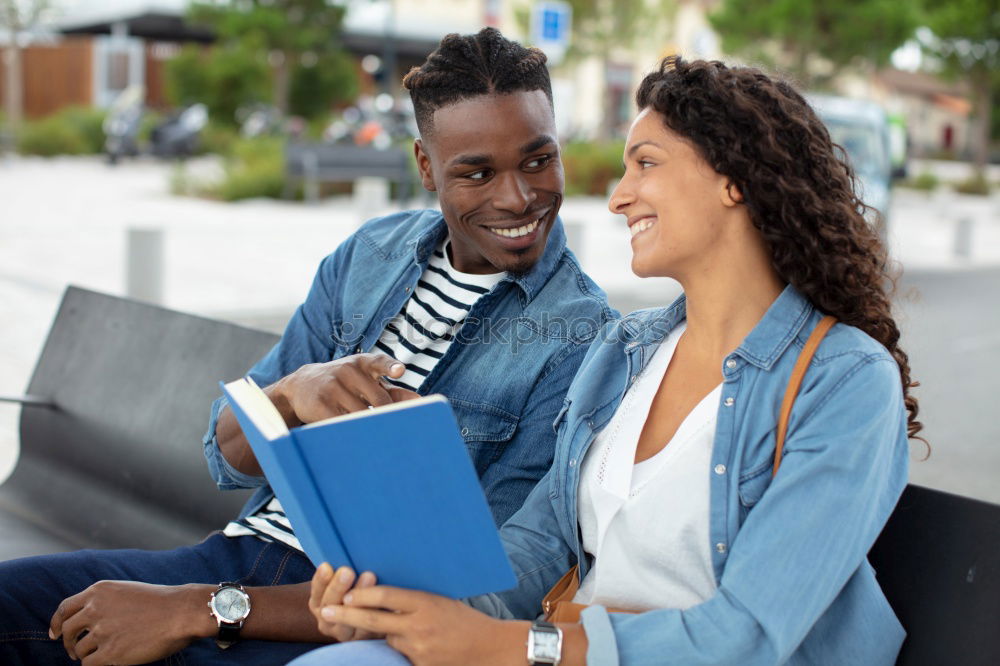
[
  {"x1": 413, "y1": 139, "x2": 436, "y2": 192},
  {"x1": 722, "y1": 180, "x2": 744, "y2": 207}
]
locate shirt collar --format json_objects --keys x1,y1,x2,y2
[
  {"x1": 411, "y1": 213, "x2": 568, "y2": 305},
  {"x1": 734, "y1": 284, "x2": 814, "y2": 370}
]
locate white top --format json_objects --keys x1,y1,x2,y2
[
  {"x1": 223, "y1": 241, "x2": 503, "y2": 551},
  {"x1": 573, "y1": 322, "x2": 722, "y2": 611}
]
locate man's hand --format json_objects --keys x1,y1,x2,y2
[
  {"x1": 308, "y1": 563, "x2": 382, "y2": 642},
  {"x1": 272, "y1": 353, "x2": 412, "y2": 424},
  {"x1": 217, "y1": 353, "x2": 418, "y2": 475},
  {"x1": 49, "y1": 580, "x2": 214, "y2": 666}
]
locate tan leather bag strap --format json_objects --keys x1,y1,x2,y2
[{"x1": 772, "y1": 315, "x2": 837, "y2": 477}]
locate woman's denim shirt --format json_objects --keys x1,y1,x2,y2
[
  {"x1": 202, "y1": 209, "x2": 616, "y2": 527},
  {"x1": 470, "y1": 286, "x2": 910, "y2": 665}
]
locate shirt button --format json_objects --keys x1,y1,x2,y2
[
  {"x1": 630, "y1": 375, "x2": 637, "y2": 384},
  {"x1": 569, "y1": 459, "x2": 576, "y2": 467},
  {"x1": 714, "y1": 464, "x2": 727, "y2": 475},
  {"x1": 716, "y1": 542, "x2": 727, "y2": 554},
  {"x1": 726, "y1": 359, "x2": 737, "y2": 370},
  {"x1": 724, "y1": 397, "x2": 735, "y2": 407},
  {"x1": 355, "y1": 347, "x2": 362, "y2": 354},
  {"x1": 460, "y1": 427, "x2": 469, "y2": 436},
  {"x1": 405, "y1": 287, "x2": 411, "y2": 293}
]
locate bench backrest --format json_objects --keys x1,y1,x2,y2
[
  {"x1": 0, "y1": 286, "x2": 279, "y2": 552},
  {"x1": 285, "y1": 143, "x2": 411, "y2": 181},
  {"x1": 869, "y1": 484, "x2": 1000, "y2": 665}
]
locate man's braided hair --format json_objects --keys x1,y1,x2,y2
[{"x1": 402, "y1": 27, "x2": 552, "y2": 137}]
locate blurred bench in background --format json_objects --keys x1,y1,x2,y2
[
  {"x1": 0, "y1": 286, "x2": 277, "y2": 560},
  {"x1": 284, "y1": 142, "x2": 414, "y2": 206}
]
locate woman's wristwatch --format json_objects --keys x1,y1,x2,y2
[
  {"x1": 527, "y1": 620, "x2": 563, "y2": 665},
  {"x1": 207, "y1": 582, "x2": 252, "y2": 649}
]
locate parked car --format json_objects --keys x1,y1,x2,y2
[{"x1": 808, "y1": 94, "x2": 897, "y2": 238}]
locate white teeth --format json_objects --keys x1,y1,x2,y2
[
  {"x1": 629, "y1": 218, "x2": 655, "y2": 237},
  {"x1": 490, "y1": 218, "x2": 541, "y2": 239}
]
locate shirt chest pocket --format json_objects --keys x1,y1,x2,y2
[
  {"x1": 447, "y1": 398, "x2": 519, "y2": 476},
  {"x1": 738, "y1": 463, "x2": 773, "y2": 521}
]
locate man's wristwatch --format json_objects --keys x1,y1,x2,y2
[
  {"x1": 527, "y1": 619, "x2": 563, "y2": 665},
  {"x1": 208, "y1": 582, "x2": 251, "y2": 649}
]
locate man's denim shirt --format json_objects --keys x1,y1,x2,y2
[
  {"x1": 469, "y1": 286, "x2": 910, "y2": 665},
  {"x1": 203, "y1": 209, "x2": 616, "y2": 527}
]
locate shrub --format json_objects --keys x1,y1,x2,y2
[
  {"x1": 17, "y1": 106, "x2": 107, "y2": 156},
  {"x1": 561, "y1": 141, "x2": 625, "y2": 196},
  {"x1": 902, "y1": 171, "x2": 939, "y2": 191},
  {"x1": 954, "y1": 172, "x2": 991, "y2": 196},
  {"x1": 198, "y1": 121, "x2": 239, "y2": 156},
  {"x1": 207, "y1": 137, "x2": 286, "y2": 201}
]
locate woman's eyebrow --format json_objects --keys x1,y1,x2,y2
[{"x1": 626, "y1": 140, "x2": 663, "y2": 158}]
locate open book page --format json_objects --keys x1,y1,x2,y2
[{"x1": 223, "y1": 377, "x2": 289, "y2": 440}]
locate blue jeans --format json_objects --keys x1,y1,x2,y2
[
  {"x1": 288, "y1": 640, "x2": 411, "y2": 665},
  {"x1": 0, "y1": 533, "x2": 326, "y2": 665}
]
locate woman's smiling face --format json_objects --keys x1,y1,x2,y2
[{"x1": 609, "y1": 108, "x2": 735, "y2": 280}]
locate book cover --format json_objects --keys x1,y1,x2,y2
[{"x1": 221, "y1": 378, "x2": 517, "y2": 599}]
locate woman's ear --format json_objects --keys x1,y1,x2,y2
[{"x1": 722, "y1": 181, "x2": 744, "y2": 207}]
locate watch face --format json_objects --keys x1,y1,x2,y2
[
  {"x1": 532, "y1": 628, "x2": 561, "y2": 660},
  {"x1": 212, "y1": 587, "x2": 250, "y2": 623}
]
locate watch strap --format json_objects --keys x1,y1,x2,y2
[{"x1": 215, "y1": 623, "x2": 241, "y2": 649}]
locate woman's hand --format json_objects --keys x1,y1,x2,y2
[
  {"x1": 322, "y1": 585, "x2": 530, "y2": 666},
  {"x1": 308, "y1": 563, "x2": 383, "y2": 642}
]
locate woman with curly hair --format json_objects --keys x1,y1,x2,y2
[{"x1": 294, "y1": 56, "x2": 922, "y2": 666}]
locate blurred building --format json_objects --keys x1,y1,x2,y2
[
  {"x1": 1, "y1": 0, "x2": 718, "y2": 138},
  {"x1": 0, "y1": 7, "x2": 211, "y2": 118},
  {"x1": 870, "y1": 68, "x2": 972, "y2": 160}
]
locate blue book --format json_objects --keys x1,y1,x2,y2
[{"x1": 221, "y1": 377, "x2": 517, "y2": 599}]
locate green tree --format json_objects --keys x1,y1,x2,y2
[
  {"x1": 166, "y1": 43, "x2": 271, "y2": 124},
  {"x1": 919, "y1": 0, "x2": 999, "y2": 175},
  {"x1": 288, "y1": 50, "x2": 358, "y2": 120},
  {"x1": 710, "y1": 0, "x2": 920, "y2": 85},
  {"x1": 188, "y1": 0, "x2": 357, "y2": 117}
]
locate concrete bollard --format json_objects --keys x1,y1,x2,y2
[
  {"x1": 953, "y1": 217, "x2": 973, "y2": 260},
  {"x1": 126, "y1": 227, "x2": 164, "y2": 304},
  {"x1": 355, "y1": 177, "x2": 390, "y2": 225}
]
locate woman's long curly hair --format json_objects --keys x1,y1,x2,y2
[{"x1": 636, "y1": 56, "x2": 923, "y2": 442}]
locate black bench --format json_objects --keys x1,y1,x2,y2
[
  {"x1": 869, "y1": 484, "x2": 1000, "y2": 665},
  {"x1": 283, "y1": 142, "x2": 415, "y2": 204},
  {"x1": 0, "y1": 287, "x2": 997, "y2": 664},
  {"x1": 0, "y1": 286, "x2": 278, "y2": 560}
]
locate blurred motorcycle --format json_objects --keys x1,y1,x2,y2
[
  {"x1": 103, "y1": 86, "x2": 145, "y2": 165},
  {"x1": 149, "y1": 103, "x2": 209, "y2": 159}
]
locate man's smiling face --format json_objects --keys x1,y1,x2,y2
[{"x1": 414, "y1": 90, "x2": 564, "y2": 275}]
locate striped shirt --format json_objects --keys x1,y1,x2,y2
[{"x1": 223, "y1": 241, "x2": 505, "y2": 551}]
